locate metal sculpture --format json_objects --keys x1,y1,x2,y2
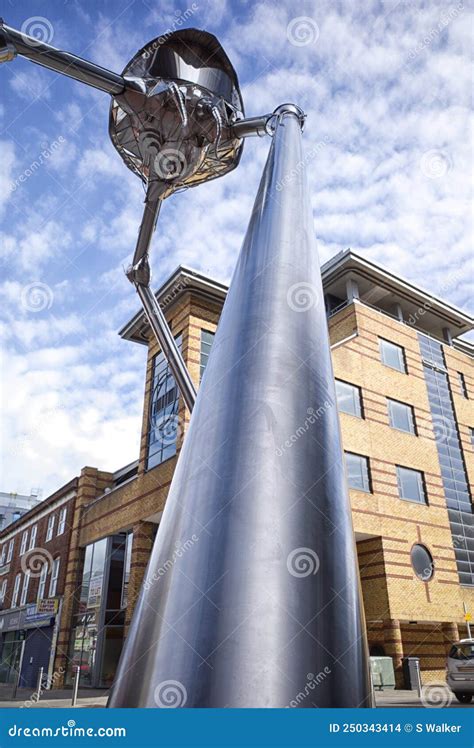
[{"x1": 1, "y1": 22, "x2": 372, "y2": 707}]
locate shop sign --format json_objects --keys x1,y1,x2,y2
[
  {"x1": 24, "y1": 602, "x2": 56, "y2": 628},
  {"x1": 37, "y1": 599, "x2": 59, "y2": 615}
]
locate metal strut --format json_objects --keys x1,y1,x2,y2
[{"x1": 126, "y1": 181, "x2": 197, "y2": 413}]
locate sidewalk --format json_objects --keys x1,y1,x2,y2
[
  {"x1": 0, "y1": 686, "x2": 469, "y2": 709},
  {"x1": 0, "y1": 687, "x2": 108, "y2": 708}
]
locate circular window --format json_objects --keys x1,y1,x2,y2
[{"x1": 411, "y1": 544, "x2": 434, "y2": 581}]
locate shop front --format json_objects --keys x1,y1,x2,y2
[
  {"x1": 0, "y1": 600, "x2": 59, "y2": 688},
  {"x1": 67, "y1": 532, "x2": 131, "y2": 688}
]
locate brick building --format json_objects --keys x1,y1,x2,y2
[
  {"x1": 0, "y1": 478, "x2": 77, "y2": 689},
  {"x1": 1, "y1": 249, "x2": 472, "y2": 691}
]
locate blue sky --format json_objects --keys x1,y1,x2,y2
[{"x1": 0, "y1": 0, "x2": 472, "y2": 498}]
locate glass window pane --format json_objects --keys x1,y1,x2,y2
[
  {"x1": 388, "y1": 399, "x2": 415, "y2": 433},
  {"x1": 336, "y1": 380, "x2": 362, "y2": 418},
  {"x1": 146, "y1": 335, "x2": 182, "y2": 469},
  {"x1": 396, "y1": 466, "x2": 426, "y2": 503},
  {"x1": 200, "y1": 330, "x2": 215, "y2": 381},
  {"x1": 379, "y1": 339, "x2": 406, "y2": 372},
  {"x1": 345, "y1": 452, "x2": 370, "y2": 492}
]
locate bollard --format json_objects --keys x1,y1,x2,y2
[
  {"x1": 414, "y1": 659, "x2": 422, "y2": 697},
  {"x1": 35, "y1": 667, "x2": 44, "y2": 701},
  {"x1": 11, "y1": 640, "x2": 26, "y2": 700},
  {"x1": 71, "y1": 666, "x2": 80, "y2": 707}
]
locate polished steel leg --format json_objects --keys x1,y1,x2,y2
[{"x1": 108, "y1": 107, "x2": 371, "y2": 708}]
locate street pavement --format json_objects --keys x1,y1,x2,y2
[{"x1": 0, "y1": 685, "x2": 471, "y2": 709}]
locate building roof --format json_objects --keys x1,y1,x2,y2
[
  {"x1": 322, "y1": 249, "x2": 473, "y2": 339},
  {"x1": 119, "y1": 249, "x2": 473, "y2": 345},
  {"x1": 119, "y1": 266, "x2": 228, "y2": 345}
]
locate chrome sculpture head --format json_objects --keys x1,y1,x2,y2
[{"x1": 109, "y1": 29, "x2": 245, "y2": 196}]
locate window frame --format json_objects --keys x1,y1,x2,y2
[
  {"x1": 379, "y1": 338, "x2": 407, "y2": 373},
  {"x1": 37, "y1": 562, "x2": 48, "y2": 601},
  {"x1": 387, "y1": 398, "x2": 417, "y2": 435},
  {"x1": 57, "y1": 507, "x2": 67, "y2": 536},
  {"x1": 146, "y1": 335, "x2": 182, "y2": 471},
  {"x1": 49, "y1": 558, "x2": 60, "y2": 597},
  {"x1": 0, "y1": 546, "x2": 6, "y2": 567},
  {"x1": 7, "y1": 539, "x2": 14, "y2": 563},
  {"x1": 345, "y1": 451, "x2": 372, "y2": 493},
  {"x1": 29, "y1": 524, "x2": 38, "y2": 550},
  {"x1": 396, "y1": 465, "x2": 427, "y2": 505},
  {"x1": 11, "y1": 573, "x2": 21, "y2": 608},
  {"x1": 458, "y1": 372, "x2": 468, "y2": 399},
  {"x1": 335, "y1": 379, "x2": 363, "y2": 419},
  {"x1": 19, "y1": 531, "x2": 28, "y2": 556},
  {"x1": 20, "y1": 571, "x2": 30, "y2": 606},
  {"x1": 46, "y1": 514, "x2": 55, "y2": 542}
]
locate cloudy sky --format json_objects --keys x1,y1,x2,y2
[{"x1": 0, "y1": 0, "x2": 472, "y2": 499}]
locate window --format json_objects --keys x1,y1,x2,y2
[
  {"x1": 29, "y1": 524, "x2": 37, "y2": 550},
  {"x1": 6, "y1": 540, "x2": 14, "y2": 563},
  {"x1": 0, "y1": 579, "x2": 6, "y2": 604},
  {"x1": 388, "y1": 399, "x2": 416, "y2": 434},
  {"x1": 147, "y1": 336, "x2": 182, "y2": 470},
  {"x1": 470, "y1": 427, "x2": 474, "y2": 447},
  {"x1": 458, "y1": 372, "x2": 468, "y2": 398},
  {"x1": 0, "y1": 546, "x2": 6, "y2": 566},
  {"x1": 37, "y1": 562, "x2": 48, "y2": 601},
  {"x1": 410, "y1": 544, "x2": 434, "y2": 581},
  {"x1": 396, "y1": 466, "x2": 426, "y2": 504},
  {"x1": 11, "y1": 573, "x2": 21, "y2": 607},
  {"x1": 345, "y1": 452, "x2": 371, "y2": 493},
  {"x1": 46, "y1": 514, "x2": 55, "y2": 542},
  {"x1": 20, "y1": 571, "x2": 30, "y2": 606},
  {"x1": 379, "y1": 338, "x2": 406, "y2": 373},
  {"x1": 336, "y1": 380, "x2": 363, "y2": 418},
  {"x1": 200, "y1": 330, "x2": 215, "y2": 381},
  {"x1": 121, "y1": 533, "x2": 133, "y2": 609},
  {"x1": 19, "y1": 531, "x2": 28, "y2": 556},
  {"x1": 49, "y1": 558, "x2": 60, "y2": 597},
  {"x1": 57, "y1": 507, "x2": 67, "y2": 535},
  {"x1": 0, "y1": 515, "x2": 5, "y2": 531}
]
